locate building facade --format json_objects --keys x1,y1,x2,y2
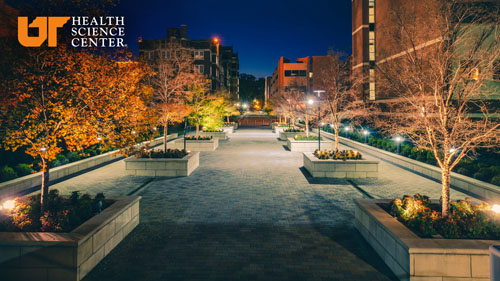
[
  {"x1": 267, "y1": 56, "x2": 333, "y2": 101},
  {"x1": 139, "y1": 25, "x2": 239, "y2": 100}
]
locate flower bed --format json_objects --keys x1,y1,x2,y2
[
  {"x1": 137, "y1": 148, "x2": 188, "y2": 159},
  {"x1": 185, "y1": 136, "x2": 211, "y2": 140},
  {"x1": 279, "y1": 131, "x2": 306, "y2": 141},
  {"x1": 314, "y1": 149, "x2": 362, "y2": 160},
  {"x1": 355, "y1": 198, "x2": 500, "y2": 280},
  {"x1": 388, "y1": 193, "x2": 500, "y2": 239},
  {"x1": 202, "y1": 129, "x2": 223, "y2": 132},
  {"x1": 284, "y1": 128, "x2": 304, "y2": 133},
  {"x1": 125, "y1": 151, "x2": 199, "y2": 177},
  {"x1": 303, "y1": 152, "x2": 378, "y2": 178},
  {"x1": 0, "y1": 195, "x2": 141, "y2": 281}
]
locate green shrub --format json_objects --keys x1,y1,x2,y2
[
  {"x1": 56, "y1": 154, "x2": 69, "y2": 165},
  {"x1": 66, "y1": 152, "x2": 80, "y2": 162},
  {"x1": 401, "y1": 145, "x2": 412, "y2": 157},
  {"x1": 426, "y1": 150, "x2": 436, "y2": 165},
  {"x1": 474, "y1": 168, "x2": 491, "y2": 181},
  {"x1": 86, "y1": 149, "x2": 97, "y2": 157},
  {"x1": 14, "y1": 164, "x2": 32, "y2": 176},
  {"x1": 314, "y1": 149, "x2": 362, "y2": 160},
  {"x1": 138, "y1": 149, "x2": 188, "y2": 159},
  {"x1": 294, "y1": 135, "x2": 322, "y2": 141},
  {"x1": 491, "y1": 175, "x2": 500, "y2": 186},
  {"x1": 456, "y1": 167, "x2": 472, "y2": 177},
  {"x1": 0, "y1": 166, "x2": 17, "y2": 182}
]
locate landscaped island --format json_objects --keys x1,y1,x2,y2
[
  {"x1": 200, "y1": 129, "x2": 228, "y2": 140},
  {"x1": 286, "y1": 136, "x2": 333, "y2": 152},
  {"x1": 279, "y1": 128, "x2": 306, "y2": 140},
  {"x1": 303, "y1": 149, "x2": 378, "y2": 178},
  {"x1": 125, "y1": 149, "x2": 199, "y2": 177}
]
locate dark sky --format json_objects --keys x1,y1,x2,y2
[{"x1": 114, "y1": 0, "x2": 353, "y2": 78}]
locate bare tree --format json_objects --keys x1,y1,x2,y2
[
  {"x1": 315, "y1": 55, "x2": 369, "y2": 150},
  {"x1": 375, "y1": 0, "x2": 500, "y2": 215},
  {"x1": 149, "y1": 41, "x2": 195, "y2": 151}
]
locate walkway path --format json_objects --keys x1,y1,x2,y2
[{"x1": 77, "y1": 128, "x2": 471, "y2": 281}]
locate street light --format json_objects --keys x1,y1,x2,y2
[
  {"x1": 344, "y1": 126, "x2": 350, "y2": 138},
  {"x1": 313, "y1": 90, "x2": 325, "y2": 151},
  {"x1": 363, "y1": 129, "x2": 370, "y2": 143},
  {"x1": 307, "y1": 99, "x2": 314, "y2": 105},
  {"x1": 395, "y1": 136, "x2": 403, "y2": 154}
]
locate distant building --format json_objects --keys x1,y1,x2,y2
[
  {"x1": 139, "y1": 25, "x2": 239, "y2": 100},
  {"x1": 267, "y1": 56, "x2": 335, "y2": 101}
]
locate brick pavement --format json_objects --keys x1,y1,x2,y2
[{"x1": 80, "y1": 128, "x2": 473, "y2": 281}]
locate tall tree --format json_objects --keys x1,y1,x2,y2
[{"x1": 375, "y1": 0, "x2": 500, "y2": 215}]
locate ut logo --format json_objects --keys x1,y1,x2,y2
[{"x1": 18, "y1": 17, "x2": 70, "y2": 47}]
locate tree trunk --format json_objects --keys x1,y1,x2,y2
[
  {"x1": 40, "y1": 162, "x2": 50, "y2": 212},
  {"x1": 279, "y1": 115, "x2": 282, "y2": 123},
  {"x1": 292, "y1": 117, "x2": 295, "y2": 127},
  {"x1": 226, "y1": 115, "x2": 230, "y2": 123},
  {"x1": 196, "y1": 124, "x2": 200, "y2": 138},
  {"x1": 334, "y1": 128, "x2": 340, "y2": 151},
  {"x1": 441, "y1": 167, "x2": 451, "y2": 216},
  {"x1": 305, "y1": 115, "x2": 309, "y2": 137},
  {"x1": 163, "y1": 123, "x2": 168, "y2": 151}
]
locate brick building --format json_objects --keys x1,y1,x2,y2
[
  {"x1": 267, "y1": 56, "x2": 334, "y2": 102},
  {"x1": 352, "y1": 0, "x2": 500, "y2": 101},
  {"x1": 139, "y1": 25, "x2": 239, "y2": 100}
]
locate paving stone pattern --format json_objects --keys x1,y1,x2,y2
[{"x1": 79, "y1": 128, "x2": 472, "y2": 281}]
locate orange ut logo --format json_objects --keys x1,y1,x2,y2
[{"x1": 18, "y1": 17, "x2": 70, "y2": 47}]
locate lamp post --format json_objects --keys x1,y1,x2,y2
[
  {"x1": 395, "y1": 136, "x2": 403, "y2": 154},
  {"x1": 313, "y1": 90, "x2": 325, "y2": 151},
  {"x1": 344, "y1": 126, "x2": 350, "y2": 138},
  {"x1": 363, "y1": 129, "x2": 369, "y2": 143}
]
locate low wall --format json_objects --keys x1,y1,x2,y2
[
  {"x1": 0, "y1": 134, "x2": 178, "y2": 200},
  {"x1": 172, "y1": 138, "x2": 219, "y2": 151},
  {"x1": 303, "y1": 152, "x2": 378, "y2": 178},
  {"x1": 220, "y1": 126, "x2": 234, "y2": 134},
  {"x1": 355, "y1": 199, "x2": 498, "y2": 281},
  {"x1": 0, "y1": 196, "x2": 141, "y2": 281},
  {"x1": 313, "y1": 129, "x2": 500, "y2": 202},
  {"x1": 124, "y1": 152, "x2": 200, "y2": 177},
  {"x1": 286, "y1": 138, "x2": 333, "y2": 152}
]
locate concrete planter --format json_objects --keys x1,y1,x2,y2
[
  {"x1": 124, "y1": 152, "x2": 199, "y2": 177},
  {"x1": 286, "y1": 138, "x2": 333, "y2": 152},
  {"x1": 279, "y1": 131, "x2": 306, "y2": 141},
  {"x1": 199, "y1": 131, "x2": 228, "y2": 140},
  {"x1": 220, "y1": 126, "x2": 234, "y2": 134},
  {"x1": 272, "y1": 126, "x2": 289, "y2": 134},
  {"x1": 303, "y1": 152, "x2": 378, "y2": 178},
  {"x1": 172, "y1": 138, "x2": 219, "y2": 151},
  {"x1": 354, "y1": 199, "x2": 499, "y2": 281},
  {"x1": 0, "y1": 196, "x2": 141, "y2": 281},
  {"x1": 0, "y1": 134, "x2": 178, "y2": 201}
]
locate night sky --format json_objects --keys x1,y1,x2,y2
[{"x1": 112, "y1": 0, "x2": 352, "y2": 78}]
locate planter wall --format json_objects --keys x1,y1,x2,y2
[
  {"x1": 199, "y1": 131, "x2": 228, "y2": 140},
  {"x1": 286, "y1": 138, "x2": 333, "y2": 152},
  {"x1": 0, "y1": 134, "x2": 178, "y2": 201},
  {"x1": 312, "y1": 128, "x2": 500, "y2": 203},
  {"x1": 172, "y1": 138, "x2": 219, "y2": 151},
  {"x1": 0, "y1": 196, "x2": 141, "y2": 281},
  {"x1": 279, "y1": 131, "x2": 306, "y2": 141},
  {"x1": 220, "y1": 126, "x2": 234, "y2": 134},
  {"x1": 303, "y1": 152, "x2": 378, "y2": 178},
  {"x1": 124, "y1": 152, "x2": 199, "y2": 177},
  {"x1": 354, "y1": 199, "x2": 499, "y2": 281}
]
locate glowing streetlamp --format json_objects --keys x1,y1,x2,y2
[
  {"x1": 213, "y1": 37, "x2": 220, "y2": 56},
  {"x1": 307, "y1": 99, "x2": 314, "y2": 105},
  {"x1": 395, "y1": 136, "x2": 403, "y2": 154},
  {"x1": 493, "y1": 204, "x2": 500, "y2": 214},
  {"x1": 344, "y1": 126, "x2": 350, "y2": 138},
  {"x1": 363, "y1": 129, "x2": 370, "y2": 143}
]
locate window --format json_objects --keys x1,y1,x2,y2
[
  {"x1": 195, "y1": 65, "x2": 204, "y2": 74},
  {"x1": 194, "y1": 50, "x2": 204, "y2": 58},
  {"x1": 284, "y1": 70, "x2": 306, "y2": 77}
]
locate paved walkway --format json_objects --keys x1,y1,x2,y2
[{"x1": 76, "y1": 128, "x2": 472, "y2": 281}]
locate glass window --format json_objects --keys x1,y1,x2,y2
[{"x1": 285, "y1": 70, "x2": 291, "y2": 76}]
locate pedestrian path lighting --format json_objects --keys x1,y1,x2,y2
[
  {"x1": 344, "y1": 126, "x2": 350, "y2": 138},
  {"x1": 242, "y1": 103, "x2": 248, "y2": 110},
  {"x1": 313, "y1": 90, "x2": 325, "y2": 151},
  {"x1": 493, "y1": 205, "x2": 500, "y2": 213},
  {"x1": 395, "y1": 136, "x2": 403, "y2": 154},
  {"x1": 363, "y1": 129, "x2": 369, "y2": 143}
]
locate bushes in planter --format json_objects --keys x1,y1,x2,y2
[
  {"x1": 284, "y1": 128, "x2": 304, "y2": 132},
  {"x1": 294, "y1": 135, "x2": 322, "y2": 141},
  {"x1": 202, "y1": 129, "x2": 223, "y2": 132},
  {"x1": 390, "y1": 194, "x2": 500, "y2": 239},
  {"x1": 137, "y1": 149, "x2": 188, "y2": 159},
  {"x1": 0, "y1": 166, "x2": 17, "y2": 182},
  {"x1": 314, "y1": 149, "x2": 362, "y2": 160},
  {"x1": 0, "y1": 190, "x2": 111, "y2": 232},
  {"x1": 185, "y1": 136, "x2": 212, "y2": 140},
  {"x1": 14, "y1": 164, "x2": 32, "y2": 176}
]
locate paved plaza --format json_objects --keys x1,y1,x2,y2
[{"x1": 55, "y1": 128, "x2": 474, "y2": 281}]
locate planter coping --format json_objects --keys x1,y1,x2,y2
[
  {"x1": 288, "y1": 137, "x2": 332, "y2": 143},
  {"x1": 355, "y1": 198, "x2": 500, "y2": 255},
  {"x1": 0, "y1": 196, "x2": 140, "y2": 247},
  {"x1": 124, "y1": 152, "x2": 198, "y2": 162},
  {"x1": 303, "y1": 152, "x2": 378, "y2": 164}
]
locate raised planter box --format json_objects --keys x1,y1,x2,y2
[
  {"x1": 0, "y1": 196, "x2": 141, "y2": 281},
  {"x1": 220, "y1": 126, "x2": 234, "y2": 134},
  {"x1": 172, "y1": 138, "x2": 219, "y2": 151},
  {"x1": 279, "y1": 131, "x2": 306, "y2": 141},
  {"x1": 0, "y1": 134, "x2": 178, "y2": 201},
  {"x1": 354, "y1": 199, "x2": 500, "y2": 281},
  {"x1": 286, "y1": 138, "x2": 333, "y2": 152},
  {"x1": 199, "y1": 131, "x2": 228, "y2": 140},
  {"x1": 303, "y1": 152, "x2": 378, "y2": 178},
  {"x1": 124, "y1": 152, "x2": 199, "y2": 177}
]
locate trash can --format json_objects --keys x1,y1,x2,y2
[{"x1": 490, "y1": 245, "x2": 500, "y2": 281}]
